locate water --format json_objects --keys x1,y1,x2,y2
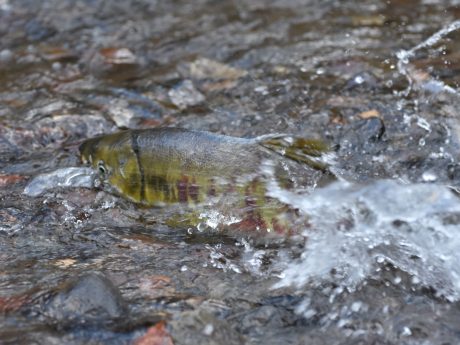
[
  {"x1": 2, "y1": 1, "x2": 460, "y2": 344},
  {"x1": 270, "y1": 179, "x2": 460, "y2": 301},
  {"x1": 397, "y1": 20, "x2": 460, "y2": 97},
  {"x1": 23, "y1": 167, "x2": 96, "y2": 197}
]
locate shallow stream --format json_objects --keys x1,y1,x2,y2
[{"x1": 1, "y1": 1, "x2": 460, "y2": 344}]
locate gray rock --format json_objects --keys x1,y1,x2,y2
[{"x1": 44, "y1": 272, "x2": 127, "y2": 326}]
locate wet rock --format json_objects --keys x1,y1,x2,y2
[
  {"x1": 105, "y1": 97, "x2": 162, "y2": 128},
  {"x1": 0, "y1": 114, "x2": 111, "y2": 155},
  {"x1": 85, "y1": 47, "x2": 145, "y2": 81},
  {"x1": 36, "y1": 114, "x2": 114, "y2": 142},
  {"x1": 138, "y1": 275, "x2": 176, "y2": 299},
  {"x1": 447, "y1": 163, "x2": 460, "y2": 182},
  {"x1": 38, "y1": 46, "x2": 77, "y2": 63},
  {"x1": 133, "y1": 321, "x2": 174, "y2": 345},
  {"x1": 43, "y1": 272, "x2": 128, "y2": 326},
  {"x1": 168, "y1": 80, "x2": 205, "y2": 110},
  {"x1": 238, "y1": 305, "x2": 290, "y2": 336},
  {"x1": 0, "y1": 293, "x2": 30, "y2": 313},
  {"x1": 342, "y1": 117, "x2": 385, "y2": 145},
  {"x1": 0, "y1": 174, "x2": 27, "y2": 187},
  {"x1": 345, "y1": 72, "x2": 379, "y2": 90},
  {"x1": 0, "y1": 207, "x2": 29, "y2": 235},
  {"x1": 357, "y1": 109, "x2": 381, "y2": 120},
  {"x1": 183, "y1": 58, "x2": 247, "y2": 91},
  {"x1": 0, "y1": 49, "x2": 13, "y2": 63},
  {"x1": 25, "y1": 19, "x2": 56, "y2": 41},
  {"x1": 73, "y1": 88, "x2": 163, "y2": 129},
  {"x1": 189, "y1": 57, "x2": 247, "y2": 81},
  {"x1": 2, "y1": 1, "x2": 460, "y2": 344},
  {"x1": 169, "y1": 309, "x2": 244, "y2": 345},
  {"x1": 351, "y1": 14, "x2": 386, "y2": 27}
]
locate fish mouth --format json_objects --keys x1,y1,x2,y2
[{"x1": 79, "y1": 137, "x2": 101, "y2": 165}]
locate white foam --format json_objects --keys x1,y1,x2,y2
[{"x1": 269, "y1": 179, "x2": 460, "y2": 301}]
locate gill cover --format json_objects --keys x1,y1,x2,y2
[{"x1": 79, "y1": 131, "x2": 144, "y2": 203}]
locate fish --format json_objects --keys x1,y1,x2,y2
[{"x1": 79, "y1": 127, "x2": 332, "y2": 233}]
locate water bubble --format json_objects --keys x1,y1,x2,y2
[
  {"x1": 416, "y1": 117, "x2": 431, "y2": 132},
  {"x1": 0, "y1": 0, "x2": 11, "y2": 11},
  {"x1": 421, "y1": 171, "x2": 437, "y2": 182},
  {"x1": 0, "y1": 49, "x2": 13, "y2": 62},
  {"x1": 354, "y1": 75, "x2": 365, "y2": 84},
  {"x1": 401, "y1": 327, "x2": 412, "y2": 337},
  {"x1": 52, "y1": 62, "x2": 62, "y2": 71},
  {"x1": 316, "y1": 67, "x2": 325, "y2": 75},
  {"x1": 202, "y1": 324, "x2": 214, "y2": 336},
  {"x1": 350, "y1": 301, "x2": 363, "y2": 313},
  {"x1": 196, "y1": 222, "x2": 207, "y2": 232},
  {"x1": 412, "y1": 276, "x2": 421, "y2": 284},
  {"x1": 385, "y1": 80, "x2": 393, "y2": 87},
  {"x1": 254, "y1": 85, "x2": 269, "y2": 95},
  {"x1": 206, "y1": 244, "x2": 242, "y2": 273},
  {"x1": 418, "y1": 138, "x2": 425, "y2": 147}
]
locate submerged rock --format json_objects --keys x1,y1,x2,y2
[
  {"x1": 168, "y1": 80, "x2": 205, "y2": 110},
  {"x1": 169, "y1": 309, "x2": 244, "y2": 345},
  {"x1": 43, "y1": 272, "x2": 128, "y2": 326},
  {"x1": 189, "y1": 57, "x2": 247, "y2": 81}
]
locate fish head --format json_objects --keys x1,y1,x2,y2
[{"x1": 79, "y1": 132, "x2": 143, "y2": 201}]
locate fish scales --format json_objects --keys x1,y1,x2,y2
[{"x1": 79, "y1": 127, "x2": 331, "y2": 233}]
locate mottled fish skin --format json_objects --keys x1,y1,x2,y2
[
  {"x1": 79, "y1": 127, "x2": 331, "y2": 233},
  {"x1": 79, "y1": 128, "x2": 265, "y2": 205}
]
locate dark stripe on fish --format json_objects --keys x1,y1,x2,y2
[
  {"x1": 189, "y1": 178, "x2": 200, "y2": 203},
  {"x1": 146, "y1": 175, "x2": 171, "y2": 202},
  {"x1": 177, "y1": 176, "x2": 188, "y2": 203},
  {"x1": 130, "y1": 132, "x2": 146, "y2": 202}
]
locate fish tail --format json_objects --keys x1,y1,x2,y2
[{"x1": 258, "y1": 134, "x2": 332, "y2": 171}]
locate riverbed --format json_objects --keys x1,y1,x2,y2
[{"x1": 1, "y1": 1, "x2": 460, "y2": 344}]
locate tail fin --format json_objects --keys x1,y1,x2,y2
[{"x1": 258, "y1": 134, "x2": 332, "y2": 172}]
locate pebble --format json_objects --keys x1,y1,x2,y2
[{"x1": 168, "y1": 80, "x2": 205, "y2": 110}]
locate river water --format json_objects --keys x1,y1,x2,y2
[{"x1": 1, "y1": 1, "x2": 460, "y2": 344}]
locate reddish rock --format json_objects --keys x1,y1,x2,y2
[
  {"x1": 134, "y1": 321, "x2": 174, "y2": 345},
  {"x1": 0, "y1": 174, "x2": 27, "y2": 187}
]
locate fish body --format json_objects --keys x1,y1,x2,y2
[{"x1": 79, "y1": 127, "x2": 331, "y2": 233}]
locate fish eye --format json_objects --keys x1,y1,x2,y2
[{"x1": 97, "y1": 161, "x2": 107, "y2": 175}]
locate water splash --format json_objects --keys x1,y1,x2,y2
[
  {"x1": 397, "y1": 20, "x2": 460, "y2": 97},
  {"x1": 402, "y1": 21, "x2": 460, "y2": 58},
  {"x1": 23, "y1": 167, "x2": 97, "y2": 197},
  {"x1": 198, "y1": 210, "x2": 241, "y2": 231},
  {"x1": 205, "y1": 244, "x2": 242, "y2": 273},
  {"x1": 269, "y1": 179, "x2": 460, "y2": 301}
]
